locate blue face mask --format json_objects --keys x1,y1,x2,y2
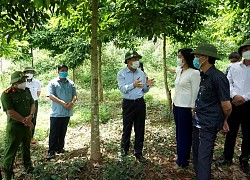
[
  {"x1": 59, "y1": 72, "x2": 68, "y2": 78},
  {"x1": 193, "y1": 57, "x2": 200, "y2": 69}
]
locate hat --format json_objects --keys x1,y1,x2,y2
[
  {"x1": 192, "y1": 43, "x2": 220, "y2": 59},
  {"x1": 10, "y1": 71, "x2": 28, "y2": 84},
  {"x1": 23, "y1": 66, "x2": 35, "y2": 73},
  {"x1": 238, "y1": 39, "x2": 250, "y2": 55},
  {"x1": 124, "y1": 50, "x2": 142, "y2": 64}
]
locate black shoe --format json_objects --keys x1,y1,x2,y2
[
  {"x1": 46, "y1": 152, "x2": 55, "y2": 160},
  {"x1": 57, "y1": 149, "x2": 65, "y2": 154},
  {"x1": 239, "y1": 157, "x2": 249, "y2": 173},
  {"x1": 135, "y1": 155, "x2": 147, "y2": 163},
  {"x1": 216, "y1": 158, "x2": 232, "y2": 166}
]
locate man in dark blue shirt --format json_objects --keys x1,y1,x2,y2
[{"x1": 191, "y1": 44, "x2": 232, "y2": 180}]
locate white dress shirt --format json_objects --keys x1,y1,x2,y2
[
  {"x1": 26, "y1": 78, "x2": 42, "y2": 101},
  {"x1": 173, "y1": 68, "x2": 200, "y2": 108},
  {"x1": 227, "y1": 61, "x2": 250, "y2": 101}
]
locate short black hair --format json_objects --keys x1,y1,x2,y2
[
  {"x1": 139, "y1": 62, "x2": 144, "y2": 72},
  {"x1": 229, "y1": 52, "x2": 241, "y2": 59},
  {"x1": 58, "y1": 65, "x2": 68, "y2": 71},
  {"x1": 208, "y1": 57, "x2": 216, "y2": 64},
  {"x1": 178, "y1": 48, "x2": 195, "y2": 69}
]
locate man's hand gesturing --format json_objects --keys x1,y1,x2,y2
[{"x1": 133, "y1": 77, "x2": 143, "y2": 88}]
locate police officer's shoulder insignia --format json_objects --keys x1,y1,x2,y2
[{"x1": 4, "y1": 87, "x2": 12, "y2": 94}]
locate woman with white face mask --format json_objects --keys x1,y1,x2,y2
[
  {"x1": 23, "y1": 67, "x2": 42, "y2": 144},
  {"x1": 173, "y1": 48, "x2": 201, "y2": 168}
]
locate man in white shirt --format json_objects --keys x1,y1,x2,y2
[
  {"x1": 23, "y1": 67, "x2": 42, "y2": 144},
  {"x1": 220, "y1": 39, "x2": 250, "y2": 174},
  {"x1": 225, "y1": 52, "x2": 241, "y2": 76}
]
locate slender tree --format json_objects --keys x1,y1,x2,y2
[
  {"x1": 90, "y1": 0, "x2": 101, "y2": 160},
  {"x1": 163, "y1": 35, "x2": 173, "y2": 111},
  {"x1": 98, "y1": 40, "x2": 103, "y2": 101}
]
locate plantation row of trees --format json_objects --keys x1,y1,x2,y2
[{"x1": 0, "y1": 0, "x2": 250, "y2": 160}]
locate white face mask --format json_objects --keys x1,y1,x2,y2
[
  {"x1": 17, "y1": 82, "x2": 27, "y2": 90},
  {"x1": 131, "y1": 61, "x2": 140, "y2": 69},
  {"x1": 176, "y1": 58, "x2": 183, "y2": 66},
  {"x1": 25, "y1": 73, "x2": 34, "y2": 79},
  {"x1": 242, "y1": 50, "x2": 250, "y2": 60}
]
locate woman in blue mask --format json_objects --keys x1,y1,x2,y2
[{"x1": 173, "y1": 48, "x2": 201, "y2": 168}]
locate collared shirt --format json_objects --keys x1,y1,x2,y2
[
  {"x1": 46, "y1": 77, "x2": 76, "y2": 117},
  {"x1": 227, "y1": 61, "x2": 250, "y2": 101},
  {"x1": 1, "y1": 86, "x2": 34, "y2": 124},
  {"x1": 193, "y1": 66, "x2": 230, "y2": 129},
  {"x1": 117, "y1": 66, "x2": 149, "y2": 100},
  {"x1": 26, "y1": 78, "x2": 42, "y2": 101},
  {"x1": 173, "y1": 68, "x2": 200, "y2": 108}
]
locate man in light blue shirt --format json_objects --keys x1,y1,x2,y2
[
  {"x1": 117, "y1": 50, "x2": 154, "y2": 163},
  {"x1": 46, "y1": 65, "x2": 77, "y2": 160}
]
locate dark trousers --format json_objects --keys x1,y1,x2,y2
[
  {"x1": 121, "y1": 98, "x2": 146, "y2": 155},
  {"x1": 49, "y1": 117, "x2": 70, "y2": 153},
  {"x1": 173, "y1": 105, "x2": 192, "y2": 167},
  {"x1": 193, "y1": 126, "x2": 217, "y2": 180},
  {"x1": 31, "y1": 100, "x2": 38, "y2": 138},
  {"x1": 223, "y1": 101, "x2": 250, "y2": 161}
]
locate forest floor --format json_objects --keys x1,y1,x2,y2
[{"x1": 0, "y1": 89, "x2": 249, "y2": 180}]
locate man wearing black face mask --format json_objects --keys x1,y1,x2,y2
[
  {"x1": 46, "y1": 65, "x2": 77, "y2": 160},
  {"x1": 1, "y1": 71, "x2": 35, "y2": 179}
]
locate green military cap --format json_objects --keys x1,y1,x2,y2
[
  {"x1": 23, "y1": 66, "x2": 36, "y2": 73},
  {"x1": 10, "y1": 71, "x2": 28, "y2": 84},
  {"x1": 238, "y1": 39, "x2": 250, "y2": 55},
  {"x1": 124, "y1": 50, "x2": 142, "y2": 64},
  {"x1": 192, "y1": 43, "x2": 220, "y2": 60}
]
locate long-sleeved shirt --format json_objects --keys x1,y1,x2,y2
[
  {"x1": 26, "y1": 78, "x2": 42, "y2": 101},
  {"x1": 173, "y1": 68, "x2": 200, "y2": 108},
  {"x1": 227, "y1": 61, "x2": 250, "y2": 101},
  {"x1": 117, "y1": 66, "x2": 149, "y2": 100}
]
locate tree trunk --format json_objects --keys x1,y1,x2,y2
[
  {"x1": 163, "y1": 35, "x2": 172, "y2": 111},
  {"x1": 98, "y1": 40, "x2": 103, "y2": 102},
  {"x1": 31, "y1": 47, "x2": 34, "y2": 67},
  {"x1": 90, "y1": 0, "x2": 101, "y2": 161}
]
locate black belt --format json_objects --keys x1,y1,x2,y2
[{"x1": 123, "y1": 97, "x2": 144, "y2": 102}]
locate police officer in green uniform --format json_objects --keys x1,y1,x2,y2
[{"x1": 1, "y1": 71, "x2": 35, "y2": 179}]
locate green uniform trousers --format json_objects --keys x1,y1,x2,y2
[{"x1": 3, "y1": 123, "x2": 32, "y2": 179}]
